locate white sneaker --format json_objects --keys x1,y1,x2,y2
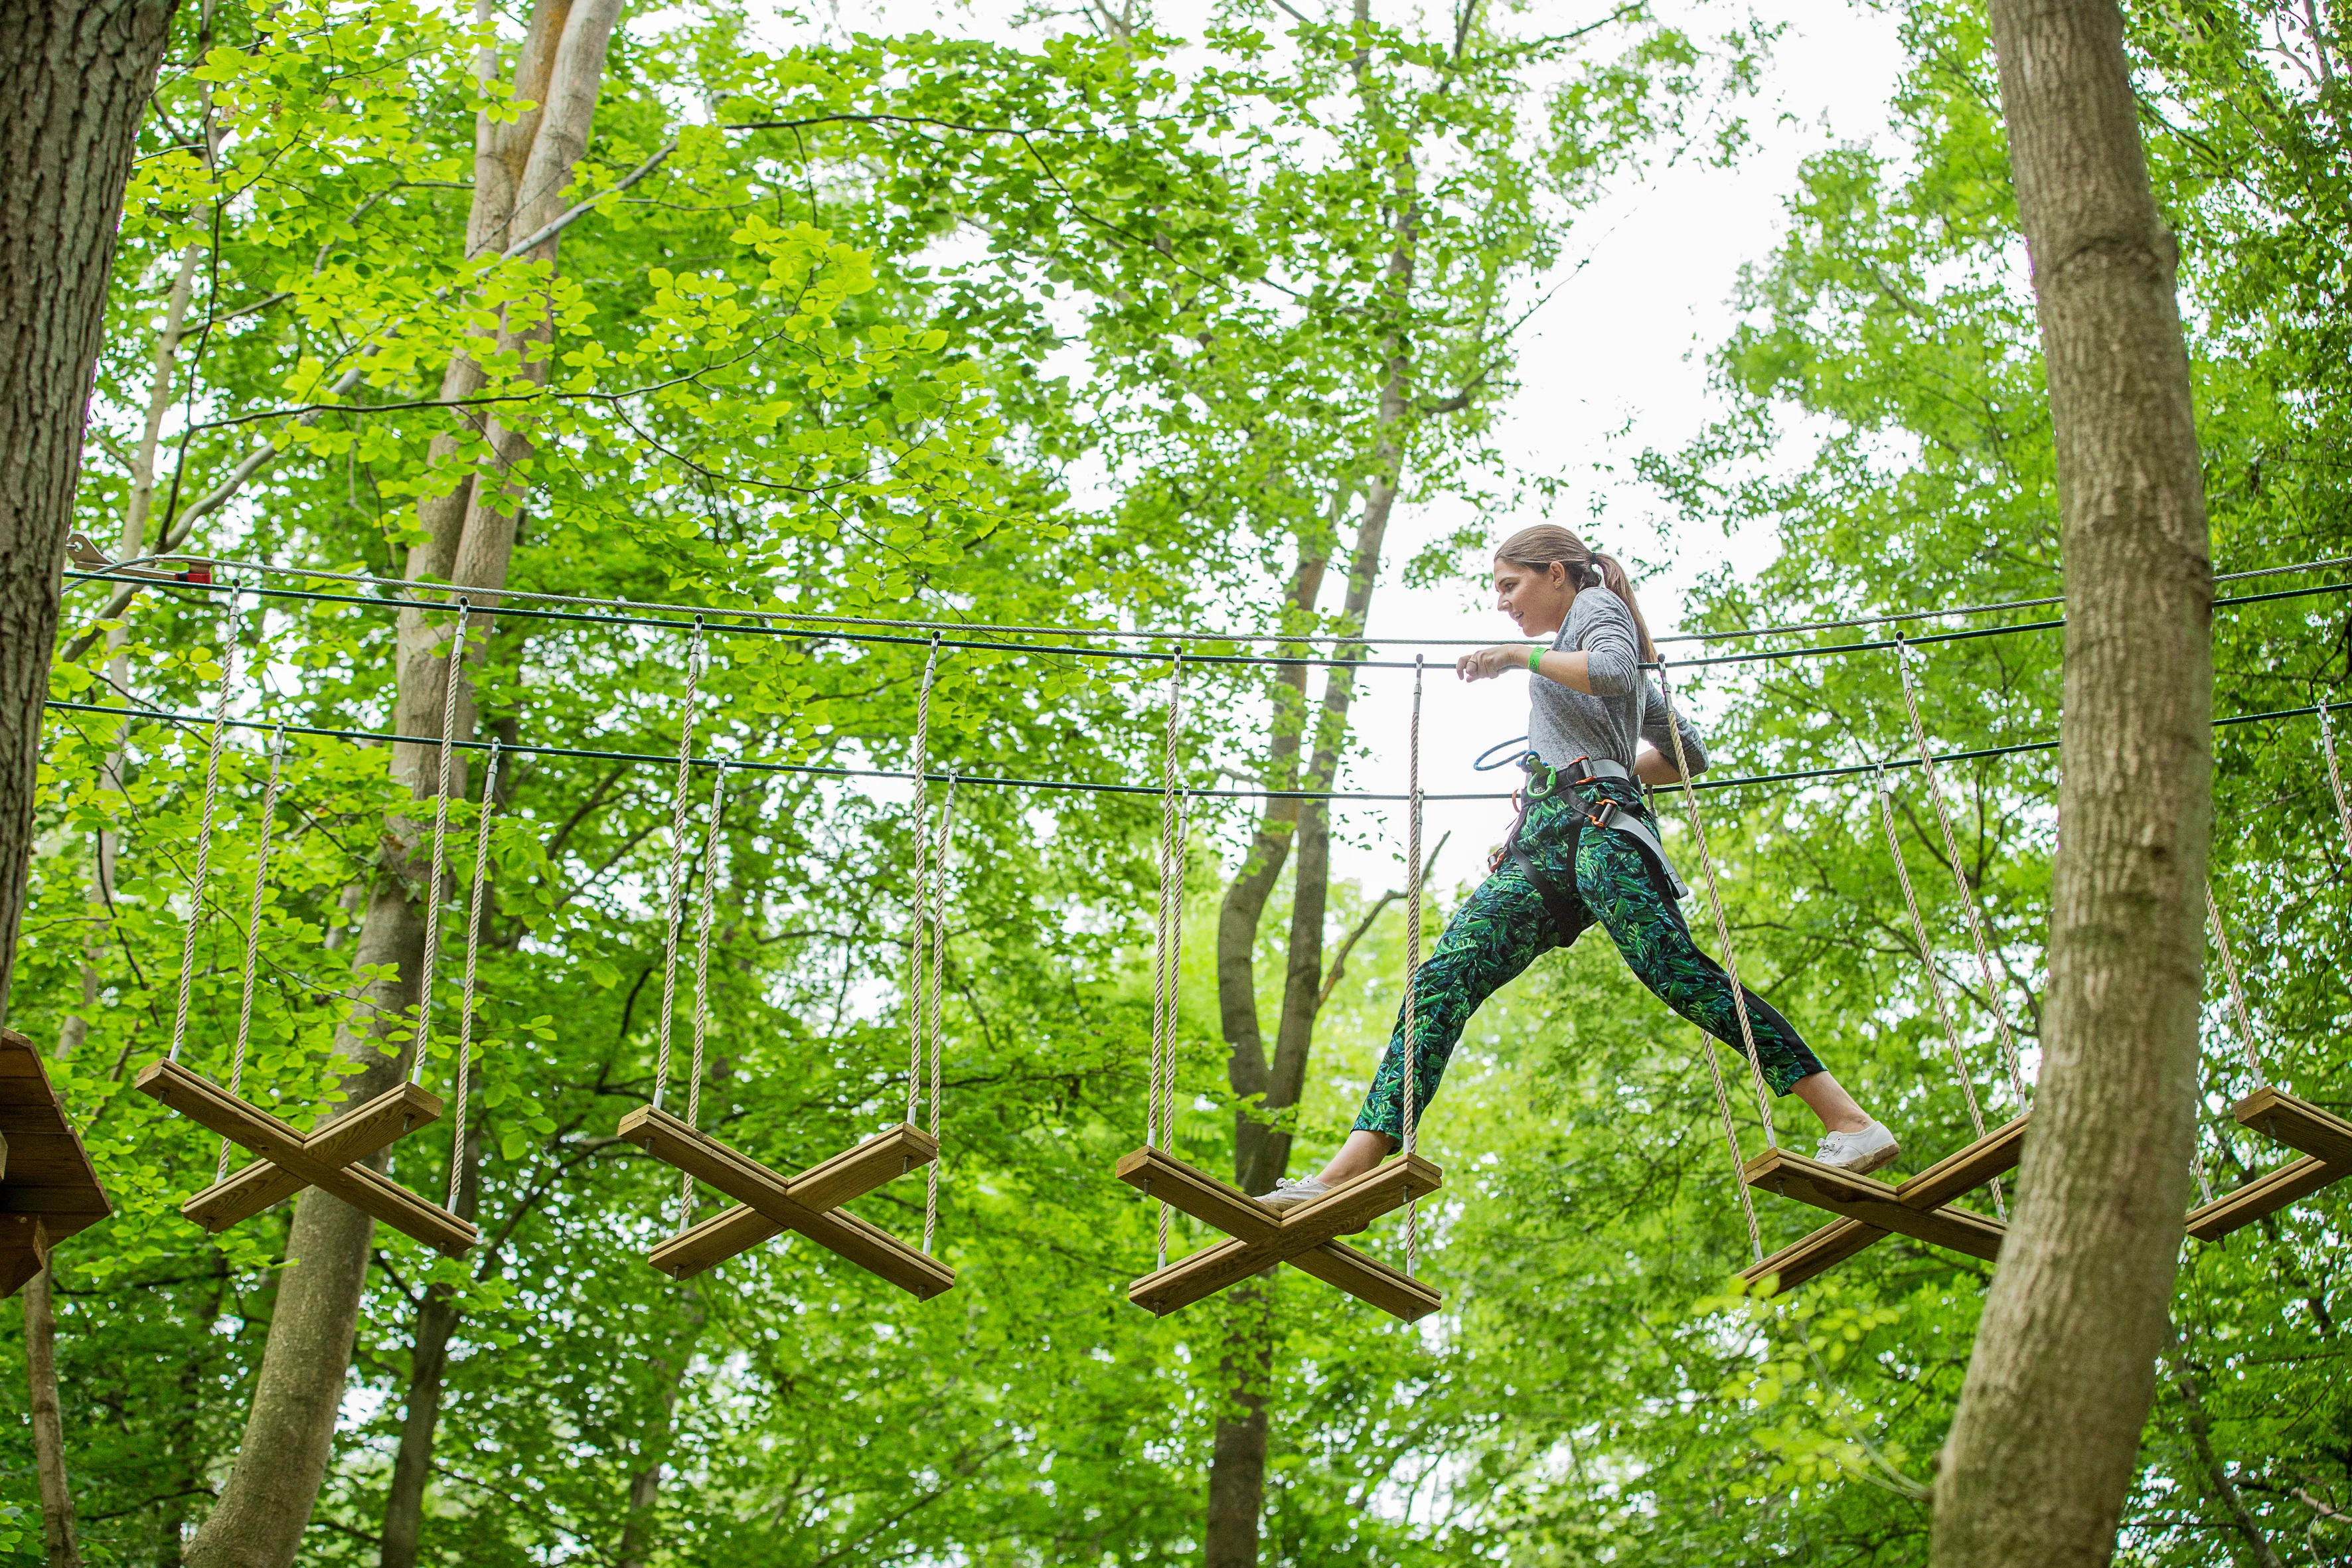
[
  {"x1": 1261, "y1": 1176, "x2": 1333, "y2": 1214},
  {"x1": 1815, "y1": 1121, "x2": 1901, "y2": 1176}
]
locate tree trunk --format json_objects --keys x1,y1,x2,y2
[
  {"x1": 0, "y1": 0, "x2": 181, "y2": 1024},
  {"x1": 1928, "y1": 1, "x2": 2213, "y2": 1563},
  {"x1": 613, "y1": 1293, "x2": 705, "y2": 1568},
  {"x1": 1202, "y1": 1277, "x2": 1273, "y2": 1568},
  {"x1": 25, "y1": 1264, "x2": 82, "y2": 1568},
  {"x1": 183, "y1": 7, "x2": 623, "y2": 1563},
  {"x1": 377, "y1": 1117, "x2": 482, "y2": 1568}
]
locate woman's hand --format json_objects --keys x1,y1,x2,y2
[{"x1": 1457, "y1": 644, "x2": 1534, "y2": 682}]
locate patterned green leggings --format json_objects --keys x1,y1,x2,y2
[{"x1": 1354, "y1": 781, "x2": 1824, "y2": 1140}]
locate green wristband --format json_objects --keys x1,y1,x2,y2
[{"x1": 1528, "y1": 645, "x2": 1545, "y2": 674}]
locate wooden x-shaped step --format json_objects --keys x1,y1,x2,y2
[
  {"x1": 134, "y1": 1059, "x2": 477, "y2": 1255},
  {"x1": 1741, "y1": 1115, "x2": 2027, "y2": 1295},
  {"x1": 2187, "y1": 1088, "x2": 2352, "y2": 1242},
  {"x1": 1116, "y1": 1147, "x2": 1443, "y2": 1322},
  {"x1": 615, "y1": 1105, "x2": 954, "y2": 1300}
]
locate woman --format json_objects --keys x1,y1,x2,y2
[{"x1": 1268, "y1": 526, "x2": 1897, "y2": 1212}]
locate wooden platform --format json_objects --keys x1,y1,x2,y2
[
  {"x1": 2187, "y1": 1088, "x2": 2352, "y2": 1242},
  {"x1": 0, "y1": 1030, "x2": 112, "y2": 1296},
  {"x1": 1115, "y1": 1147, "x2": 1443, "y2": 1322},
  {"x1": 616, "y1": 1106, "x2": 953, "y2": 1300},
  {"x1": 134, "y1": 1059, "x2": 476, "y2": 1255},
  {"x1": 1741, "y1": 1115, "x2": 2027, "y2": 1295}
]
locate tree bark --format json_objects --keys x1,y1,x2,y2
[
  {"x1": 376, "y1": 1117, "x2": 482, "y2": 1568},
  {"x1": 1202, "y1": 1276, "x2": 1273, "y2": 1568},
  {"x1": 183, "y1": 7, "x2": 623, "y2": 1564},
  {"x1": 613, "y1": 1292, "x2": 705, "y2": 1568},
  {"x1": 0, "y1": 0, "x2": 181, "y2": 1025},
  {"x1": 26, "y1": 1264, "x2": 82, "y2": 1568},
  {"x1": 1928, "y1": 1, "x2": 2213, "y2": 1563}
]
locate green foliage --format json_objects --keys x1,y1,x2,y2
[{"x1": 17, "y1": 0, "x2": 2351, "y2": 1563}]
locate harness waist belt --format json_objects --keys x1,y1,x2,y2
[{"x1": 1528, "y1": 754, "x2": 1686, "y2": 898}]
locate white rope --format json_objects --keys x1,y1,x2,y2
[
  {"x1": 1403, "y1": 658, "x2": 1424, "y2": 1275},
  {"x1": 2203, "y1": 879, "x2": 2264, "y2": 1084},
  {"x1": 1654, "y1": 666, "x2": 1779, "y2": 1148},
  {"x1": 1877, "y1": 765, "x2": 2005, "y2": 1221},
  {"x1": 923, "y1": 776, "x2": 957, "y2": 1255},
  {"x1": 677, "y1": 761, "x2": 727, "y2": 1228},
  {"x1": 1150, "y1": 656, "x2": 1184, "y2": 1271},
  {"x1": 410, "y1": 599, "x2": 469, "y2": 1086},
  {"x1": 448, "y1": 739, "x2": 501, "y2": 1211},
  {"x1": 2319, "y1": 705, "x2": 2352, "y2": 858},
  {"x1": 217, "y1": 725, "x2": 289, "y2": 1183},
  {"x1": 1893, "y1": 639, "x2": 2029, "y2": 1107},
  {"x1": 905, "y1": 635, "x2": 940, "y2": 1127},
  {"x1": 651, "y1": 624, "x2": 704, "y2": 1109},
  {"x1": 169, "y1": 592, "x2": 242, "y2": 1065}
]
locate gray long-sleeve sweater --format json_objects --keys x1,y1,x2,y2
[{"x1": 1528, "y1": 588, "x2": 1709, "y2": 776}]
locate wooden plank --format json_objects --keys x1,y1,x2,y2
[
  {"x1": 1896, "y1": 1115, "x2": 2030, "y2": 1209},
  {"x1": 181, "y1": 1082, "x2": 442, "y2": 1231},
  {"x1": 1114, "y1": 1146, "x2": 1279, "y2": 1241},
  {"x1": 1744, "y1": 1148, "x2": 2006, "y2": 1261},
  {"x1": 0, "y1": 1032, "x2": 108, "y2": 1231},
  {"x1": 618, "y1": 1108, "x2": 951, "y2": 1298},
  {"x1": 0, "y1": 1215, "x2": 50, "y2": 1300},
  {"x1": 1125, "y1": 1156, "x2": 1444, "y2": 1317},
  {"x1": 1741, "y1": 1217, "x2": 1885, "y2": 1296},
  {"x1": 136, "y1": 1061, "x2": 475, "y2": 1255},
  {"x1": 2236, "y1": 1089, "x2": 2352, "y2": 1166},
  {"x1": 2185, "y1": 1154, "x2": 2345, "y2": 1242},
  {"x1": 787, "y1": 1123, "x2": 937, "y2": 1215},
  {"x1": 1286, "y1": 1240, "x2": 1443, "y2": 1322}
]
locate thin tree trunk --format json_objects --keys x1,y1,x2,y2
[
  {"x1": 1202, "y1": 228, "x2": 1417, "y2": 1568},
  {"x1": 2165, "y1": 1326, "x2": 2286, "y2": 1568},
  {"x1": 376, "y1": 1117, "x2": 482, "y2": 1568},
  {"x1": 614, "y1": 1293, "x2": 705, "y2": 1568},
  {"x1": 0, "y1": 0, "x2": 181, "y2": 1025},
  {"x1": 183, "y1": 6, "x2": 623, "y2": 1563},
  {"x1": 1928, "y1": 0, "x2": 2214, "y2": 1562},
  {"x1": 25, "y1": 1263, "x2": 82, "y2": 1568},
  {"x1": 1202, "y1": 1275, "x2": 1273, "y2": 1568}
]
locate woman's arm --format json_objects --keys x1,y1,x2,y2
[
  {"x1": 1456, "y1": 644, "x2": 1594, "y2": 690},
  {"x1": 1635, "y1": 746, "x2": 1682, "y2": 786}
]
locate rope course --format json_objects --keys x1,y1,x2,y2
[
  {"x1": 133, "y1": 591, "x2": 479, "y2": 1257},
  {"x1": 614, "y1": 635, "x2": 955, "y2": 1300},
  {"x1": 64, "y1": 544, "x2": 2352, "y2": 1306},
  {"x1": 58, "y1": 548, "x2": 2352, "y2": 650},
  {"x1": 2175, "y1": 722, "x2": 2352, "y2": 1245},
  {"x1": 1115, "y1": 657, "x2": 1447, "y2": 1324}
]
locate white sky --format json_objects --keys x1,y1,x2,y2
[
  {"x1": 1325, "y1": 0, "x2": 1911, "y2": 894},
  {"x1": 805, "y1": 0, "x2": 1910, "y2": 894}
]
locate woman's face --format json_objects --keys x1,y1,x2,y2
[{"x1": 1493, "y1": 556, "x2": 1577, "y2": 639}]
